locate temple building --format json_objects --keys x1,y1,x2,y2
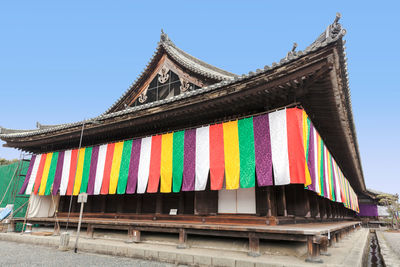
[{"x1": 0, "y1": 14, "x2": 365, "y2": 261}]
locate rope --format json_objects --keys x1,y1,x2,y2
[
  {"x1": 10, "y1": 199, "x2": 29, "y2": 218},
  {"x1": 65, "y1": 122, "x2": 85, "y2": 231},
  {"x1": 20, "y1": 194, "x2": 32, "y2": 234},
  {"x1": 51, "y1": 194, "x2": 60, "y2": 234}
]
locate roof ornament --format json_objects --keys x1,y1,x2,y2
[
  {"x1": 291, "y1": 42, "x2": 298, "y2": 53},
  {"x1": 326, "y1": 12, "x2": 344, "y2": 41},
  {"x1": 138, "y1": 85, "x2": 149, "y2": 103},
  {"x1": 285, "y1": 42, "x2": 298, "y2": 60},
  {"x1": 160, "y1": 29, "x2": 170, "y2": 43},
  {"x1": 158, "y1": 66, "x2": 170, "y2": 83},
  {"x1": 180, "y1": 77, "x2": 191, "y2": 93}
]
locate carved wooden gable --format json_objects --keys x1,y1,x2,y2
[
  {"x1": 105, "y1": 31, "x2": 236, "y2": 114},
  {"x1": 130, "y1": 54, "x2": 204, "y2": 108}
]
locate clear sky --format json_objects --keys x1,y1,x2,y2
[{"x1": 0, "y1": 1, "x2": 399, "y2": 195}]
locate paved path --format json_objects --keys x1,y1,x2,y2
[
  {"x1": 0, "y1": 240, "x2": 174, "y2": 267},
  {"x1": 0, "y1": 228, "x2": 368, "y2": 267},
  {"x1": 381, "y1": 231, "x2": 400, "y2": 255},
  {"x1": 376, "y1": 231, "x2": 400, "y2": 267}
]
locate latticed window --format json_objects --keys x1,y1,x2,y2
[{"x1": 133, "y1": 70, "x2": 200, "y2": 107}]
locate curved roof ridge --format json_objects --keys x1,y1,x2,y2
[{"x1": 160, "y1": 30, "x2": 237, "y2": 80}]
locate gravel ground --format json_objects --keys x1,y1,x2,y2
[{"x1": 0, "y1": 240, "x2": 174, "y2": 267}]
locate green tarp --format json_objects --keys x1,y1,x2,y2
[{"x1": 0, "y1": 161, "x2": 30, "y2": 219}]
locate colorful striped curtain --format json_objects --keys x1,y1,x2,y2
[{"x1": 20, "y1": 108, "x2": 359, "y2": 212}]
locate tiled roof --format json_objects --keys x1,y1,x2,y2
[
  {"x1": 0, "y1": 14, "x2": 348, "y2": 140},
  {"x1": 160, "y1": 31, "x2": 237, "y2": 80}
]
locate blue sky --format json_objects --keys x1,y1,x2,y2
[{"x1": 0, "y1": 1, "x2": 399, "y2": 195}]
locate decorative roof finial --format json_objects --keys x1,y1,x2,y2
[
  {"x1": 327, "y1": 12, "x2": 344, "y2": 40},
  {"x1": 291, "y1": 42, "x2": 298, "y2": 53},
  {"x1": 160, "y1": 29, "x2": 169, "y2": 42},
  {"x1": 334, "y1": 12, "x2": 341, "y2": 24}
]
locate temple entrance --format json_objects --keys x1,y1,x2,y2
[{"x1": 218, "y1": 187, "x2": 256, "y2": 214}]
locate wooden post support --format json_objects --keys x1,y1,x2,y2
[
  {"x1": 136, "y1": 195, "x2": 142, "y2": 214},
  {"x1": 266, "y1": 187, "x2": 272, "y2": 217},
  {"x1": 320, "y1": 234, "x2": 331, "y2": 256},
  {"x1": 330, "y1": 232, "x2": 337, "y2": 247},
  {"x1": 100, "y1": 197, "x2": 106, "y2": 213},
  {"x1": 156, "y1": 194, "x2": 163, "y2": 215},
  {"x1": 53, "y1": 222, "x2": 60, "y2": 236},
  {"x1": 335, "y1": 232, "x2": 340, "y2": 243},
  {"x1": 126, "y1": 227, "x2": 141, "y2": 243},
  {"x1": 320, "y1": 198, "x2": 327, "y2": 219},
  {"x1": 281, "y1": 186, "x2": 288, "y2": 217},
  {"x1": 248, "y1": 232, "x2": 260, "y2": 257},
  {"x1": 314, "y1": 195, "x2": 321, "y2": 219},
  {"x1": 177, "y1": 228, "x2": 187, "y2": 249},
  {"x1": 86, "y1": 224, "x2": 94, "y2": 239},
  {"x1": 304, "y1": 190, "x2": 311, "y2": 218},
  {"x1": 305, "y1": 236, "x2": 323, "y2": 263},
  {"x1": 179, "y1": 193, "x2": 185, "y2": 215}
]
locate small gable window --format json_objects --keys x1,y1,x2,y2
[{"x1": 133, "y1": 69, "x2": 200, "y2": 107}]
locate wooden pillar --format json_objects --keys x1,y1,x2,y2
[
  {"x1": 86, "y1": 224, "x2": 94, "y2": 238},
  {"x1": 286, "y1": 185, "x2": 296, "y2": 216},
  {"x1": 85, "y1": 197, "x2": 92, "y2": 213},
  {"x1": 178, "y1": 192, "x2": 185, "y2": 215},
  {"x1": 177, "y1": 228, "x2": 187, "y2": 249},
  {"x1": 319, "y1": 198, "x2": 327, "y2": 219},
  {"x1": 287, "y1": 185, "x2": 311, "y2": 218},
  {"x1": 305, "y1": 236, "x2": 323, "y2": 263},
  {"x1": 248, "y1": 232, "x2": 260, "y2": 257},
  {"x1": 117, "y1": 195, "x2": 124, "y2": 214},
  {"x1": 335, "y1": 232, "x2": 340, "y2": 243},
  {"x1": 320, "y1": 236, "x2": 331, "y2": 256},
  {"x1": 264, "y1": 187, "x2": 278, "y2": 217},
  {"x1": 304, "y1": 190, "x2": 311, "y2": 218},
  {"x1": 310, "y1": 193, "x2": 321, "y2": 219},
  {"x1": 100, "y1": 196, "x2": 106, "y2": 214},
  {"x1": 335, "y1": 203, "x2": 339, "y2": 219},
  {"x1": 136, "y1": 195, "x2": 142, "y2": 214},
  {"x1": 281, "y1": 186, "x2": 288, "y2": 217},
  {"x1": 326, "y1": 200, "x2": 332, "y2": 219},
  {"x1": 266, "y1": 187, "x2": 272, "y2": 217},
  {"x1": 72, "y1": 196, "x2": 78, "y2": 213},
  {"x1": 156, "y1": 194, "x2": 163, "y2": 215}
]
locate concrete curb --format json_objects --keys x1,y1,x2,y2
[
  {"x1": 338, "y1": 228, "x2": 369, "y2": 267},
  {"x1": 376, "y1": 231, "x2": 400, "y2": 267},
  {"x1": 0, "y1": 232, "x2": 306, "y2": 267}
]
